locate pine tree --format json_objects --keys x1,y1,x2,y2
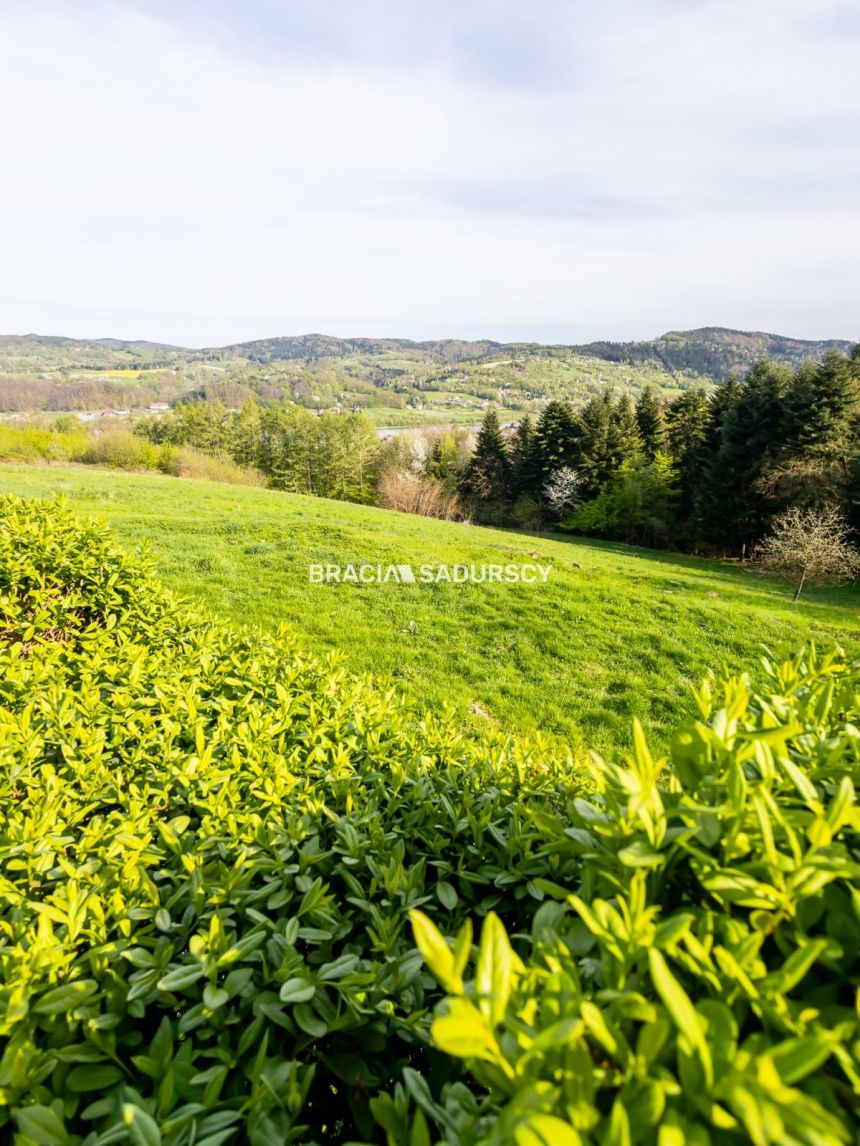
[
  {"x1": 462, "y1": 409, "x2": 512, "y2": 506},
  {"x1": 635, "y1": 386, "x2": 667, "y2": 460}
]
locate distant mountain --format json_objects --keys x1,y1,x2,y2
[
  {"x1": 216, "y1": 333, "x2": 505, "y2": 364},
  {"x1": 574, "y1": 327, "x2": 856, "y2": 380},
  {"x1": 219, "y1": 326, "x2": 855, "y2": 378},
  {"x1": 0, "y1": 325, "x2": 853, "y2": 382}
]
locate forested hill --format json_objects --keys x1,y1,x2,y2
[
  {"x1": 575, "y1": 327, "x2": 856, "y2": 380},
  {"x1": 1, "y1": 326, "x2": 855, "y2": 418},
  {"x1": 220, "y1": 327, "x2": 855, "y2": 375},
  {"x1": 2, "y1": 327, "x2": 853, "y2": 379}
]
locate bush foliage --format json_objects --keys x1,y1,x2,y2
[
  {"x1": 0, "y1": 497, "x2": 572, "y2": 1145},
  {"x1": 1, "y1": 498, "x2": 859, "y2": 1145}
]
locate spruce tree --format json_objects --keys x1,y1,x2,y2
[
  {"x1": 664, "y1": 388, "x2": 711, "y2": 523},
  {"x1": 783, "y1": 351, "x2": 859, "y2": 463},
  {"x1": 575, "y1": 391, "x2": 615, "y2": 497},
  {"x1": 696, "y1": 361, "x2": 791, "y2": 552},
  {"x1": 533, "y1": 401, "x2": 579, "y2": 484},
  {"x1": 609, "y1": 393, "x2": 644, "y2": 466},
  {"x1": 635, "y1": 386, "x2": 667, "y2": 460},
  {"x1": 462, "y1": 409, "x2": 512, "y2": 506},
  {"x1": 511, "y1": 415, "x2": 541, "y2": 498}
]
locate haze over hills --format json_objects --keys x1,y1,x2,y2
[{"x1": 0, "y1": 326, "x2": 855, "y2": 420}]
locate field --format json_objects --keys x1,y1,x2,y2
[{"x1": 3, "y1": 462, "x2": 858, "y2": 755}]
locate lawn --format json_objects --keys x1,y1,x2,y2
[{"x1": 2, "y1": 462, "x2": 858, "y2": 755}]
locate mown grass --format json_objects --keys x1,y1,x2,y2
[{"x1": 2, "y1": 462, "x2": 858, "y2": 755}]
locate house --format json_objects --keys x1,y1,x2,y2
[{"x1": 148, "y1": 402, "x2": 170, "y2": 413}]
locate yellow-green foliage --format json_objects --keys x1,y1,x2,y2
[
  {"x1": 76, "y1": 430, "x2": 163, "y2": 470},
  {"x1": 161, "y1": 446, "x2": 265, "y2": 487},
  {"x1": 2, "y1": 497, "x2": 859, "y2": 1146},
  {"x1": 405, "y1": 652, "x2": 860, "y2": 1145},
  {"x1": 0, "y1": 425, "x2": 88, "y2": 463},
  {"x1": 0, "y1": 497, "x2": 572, "y2": 1145}
]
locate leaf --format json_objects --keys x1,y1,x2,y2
[
  {"x1": 279, "y1": 978, "x2": 316, "y2": 1004},
  {"x1": 617, "y1": 839, "x2": 664, "y2": 868},
  {"x1": 513, "y1": 1114, "x2": 582, "y2": 1145},
  {"x1": 123, "y1": 1104, "x2": 162, "y2": 1146},
  {"x1": 203, "y1": 984, "x2": 229, "y2": 1010},
  {"x1": 409, "y1": 1109, "x2": 432, "y2": 1146},
  {"x1": 293, "y1": 1003, "x2": 327, "y2": 1038},
  {"x1": 431, "y1": 998, "x2": 501, "y2": 1064},
  {"x1": 157, "y1": 966, "x2": 204, "y2": 992},
  {"x1": 437, "y1": 881, "x2": 458, "y2": 910},
  {"x1": 409, "y1": 909, "x2": 463, "y2": 994},
  {"x1": 476, "y1": 911, "x2": 517, "y2": 1026},
  {"x1": 32, "y1": 980, "x2": 98, "y2": 1015},
  {"x1": 14, "y1": 1105, "x2": 70, "y2": 1146},
  {"x1": 67, "y1": 1064, "x2": 125, "y2": 1092},
  {"x1": 648, "y1": 949, "x2": 713, "y2": 1087}
]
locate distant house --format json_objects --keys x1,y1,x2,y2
[{"x1": 148, "y1": 402, "x2": 170, "y2": 413}]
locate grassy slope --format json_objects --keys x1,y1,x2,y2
[{"x1": 2, "y1": 463, "x2": 858, "y2": 755}]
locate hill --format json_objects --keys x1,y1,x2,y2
[
  {"x1": 1, "y1": 325, "x2": 854, "y2": 419},
  {"x1": 1, "y1": 463, "x2": 857, "y2": 754},
  {"x1": 576, "y1": 325, "x2": 856, "y2": 379}
]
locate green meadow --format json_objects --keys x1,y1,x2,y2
[{"x1": 2, "y1": 462, "x2": 858, "y2": 754}]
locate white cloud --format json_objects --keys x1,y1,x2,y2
[{"x1": 0, "y1": 0, "x2": 857, "y2": 344}]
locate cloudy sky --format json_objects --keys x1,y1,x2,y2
[{"x1": 1, "y1": 0, "x2": 858, "y2": 346}]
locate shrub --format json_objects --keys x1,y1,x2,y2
[
  {"x1": 3, "y1": 497, "x2": 858, "y2": 1145},
  {"x1": 0, "y1": 423, "x2": 88, "y2": 462},
  {"x1": 76, "y1": 429, "x2": 162, "y2": 470},
  {"x1": 401, "y1": 649, "x2": 860, "y2": 1144},
  {"x1": 161, "y1": 445, "x2": 265, "y2": 486},
  {"x1": 377, "y1": 471, "x2": 469, "y2": 521},
  {"x1": 0, "y1": 497, "x2": 571, "y2": 1144}
]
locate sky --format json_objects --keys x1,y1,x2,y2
[{"x1": 0, "y1": 0, "x2": 858, "y2": 347}]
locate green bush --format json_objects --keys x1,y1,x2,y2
[
  {"x1": 0, "y1": 497, "x2": 573, "y2": 1145},
  {"x1": 0, "y1": 424, "x2": 88, "y2": 463},
  {"x1": 161, "y1": 445, "x2": 264, "y2": 486},
  {"x1": 2, "y1": 497, "x2": 858, "y2": 1145},
  {"x1": 404, "y1": 650, "x2": 860, "y2": 1145},
  {"x1": 76, "y1": 430, "x2": 163, "y2": 470}
]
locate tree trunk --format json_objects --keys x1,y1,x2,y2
[{"x1": 793, "y1": 570, "x2": 806, "y2": 601}]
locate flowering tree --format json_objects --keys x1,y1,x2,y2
[{"x1": 542, "y1": 466, "x2": 582, "y2": 515}]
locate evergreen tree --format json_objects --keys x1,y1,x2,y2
[
  {"x1": 575, "y1": 392, "x2": 615, "y2": 497},
  {"x1": 609, "y1": 393, "x2": 644, "y2": 466},
  {"x1": 783, "y1": 351, "x2": 860, "y2": 463},
  {"x1": 533, "y1": 401, "x2": 578, "y2": 485},
  {"x1": 696, "y1": 361, "x2": 791, "y2": 552},
  {"x1": 635, "y1": 386, "x2": 667, "y2": 460},
  {"x1": 847, "y1": 451, "x2": 860, "y2": 535},
  {"x1": 511, "y1": 415, "x2": 541, "y2": 497},
  {"x1": 462, "y1": 409, "x2": 512, "y2": 506},
  {"x1": 693, "y1": 374, "x2": 742, "y2": 538},
  {"x1": 664, "y1": 388, "x2": 711, "y2": 522}
]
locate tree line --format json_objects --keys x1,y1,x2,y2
[
  {"x1": 460, "y1": 347, "x2": 860, "y2": 554},
  {"x1": 132, "y1": 347, "x2": 860, "y2": 557}
]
